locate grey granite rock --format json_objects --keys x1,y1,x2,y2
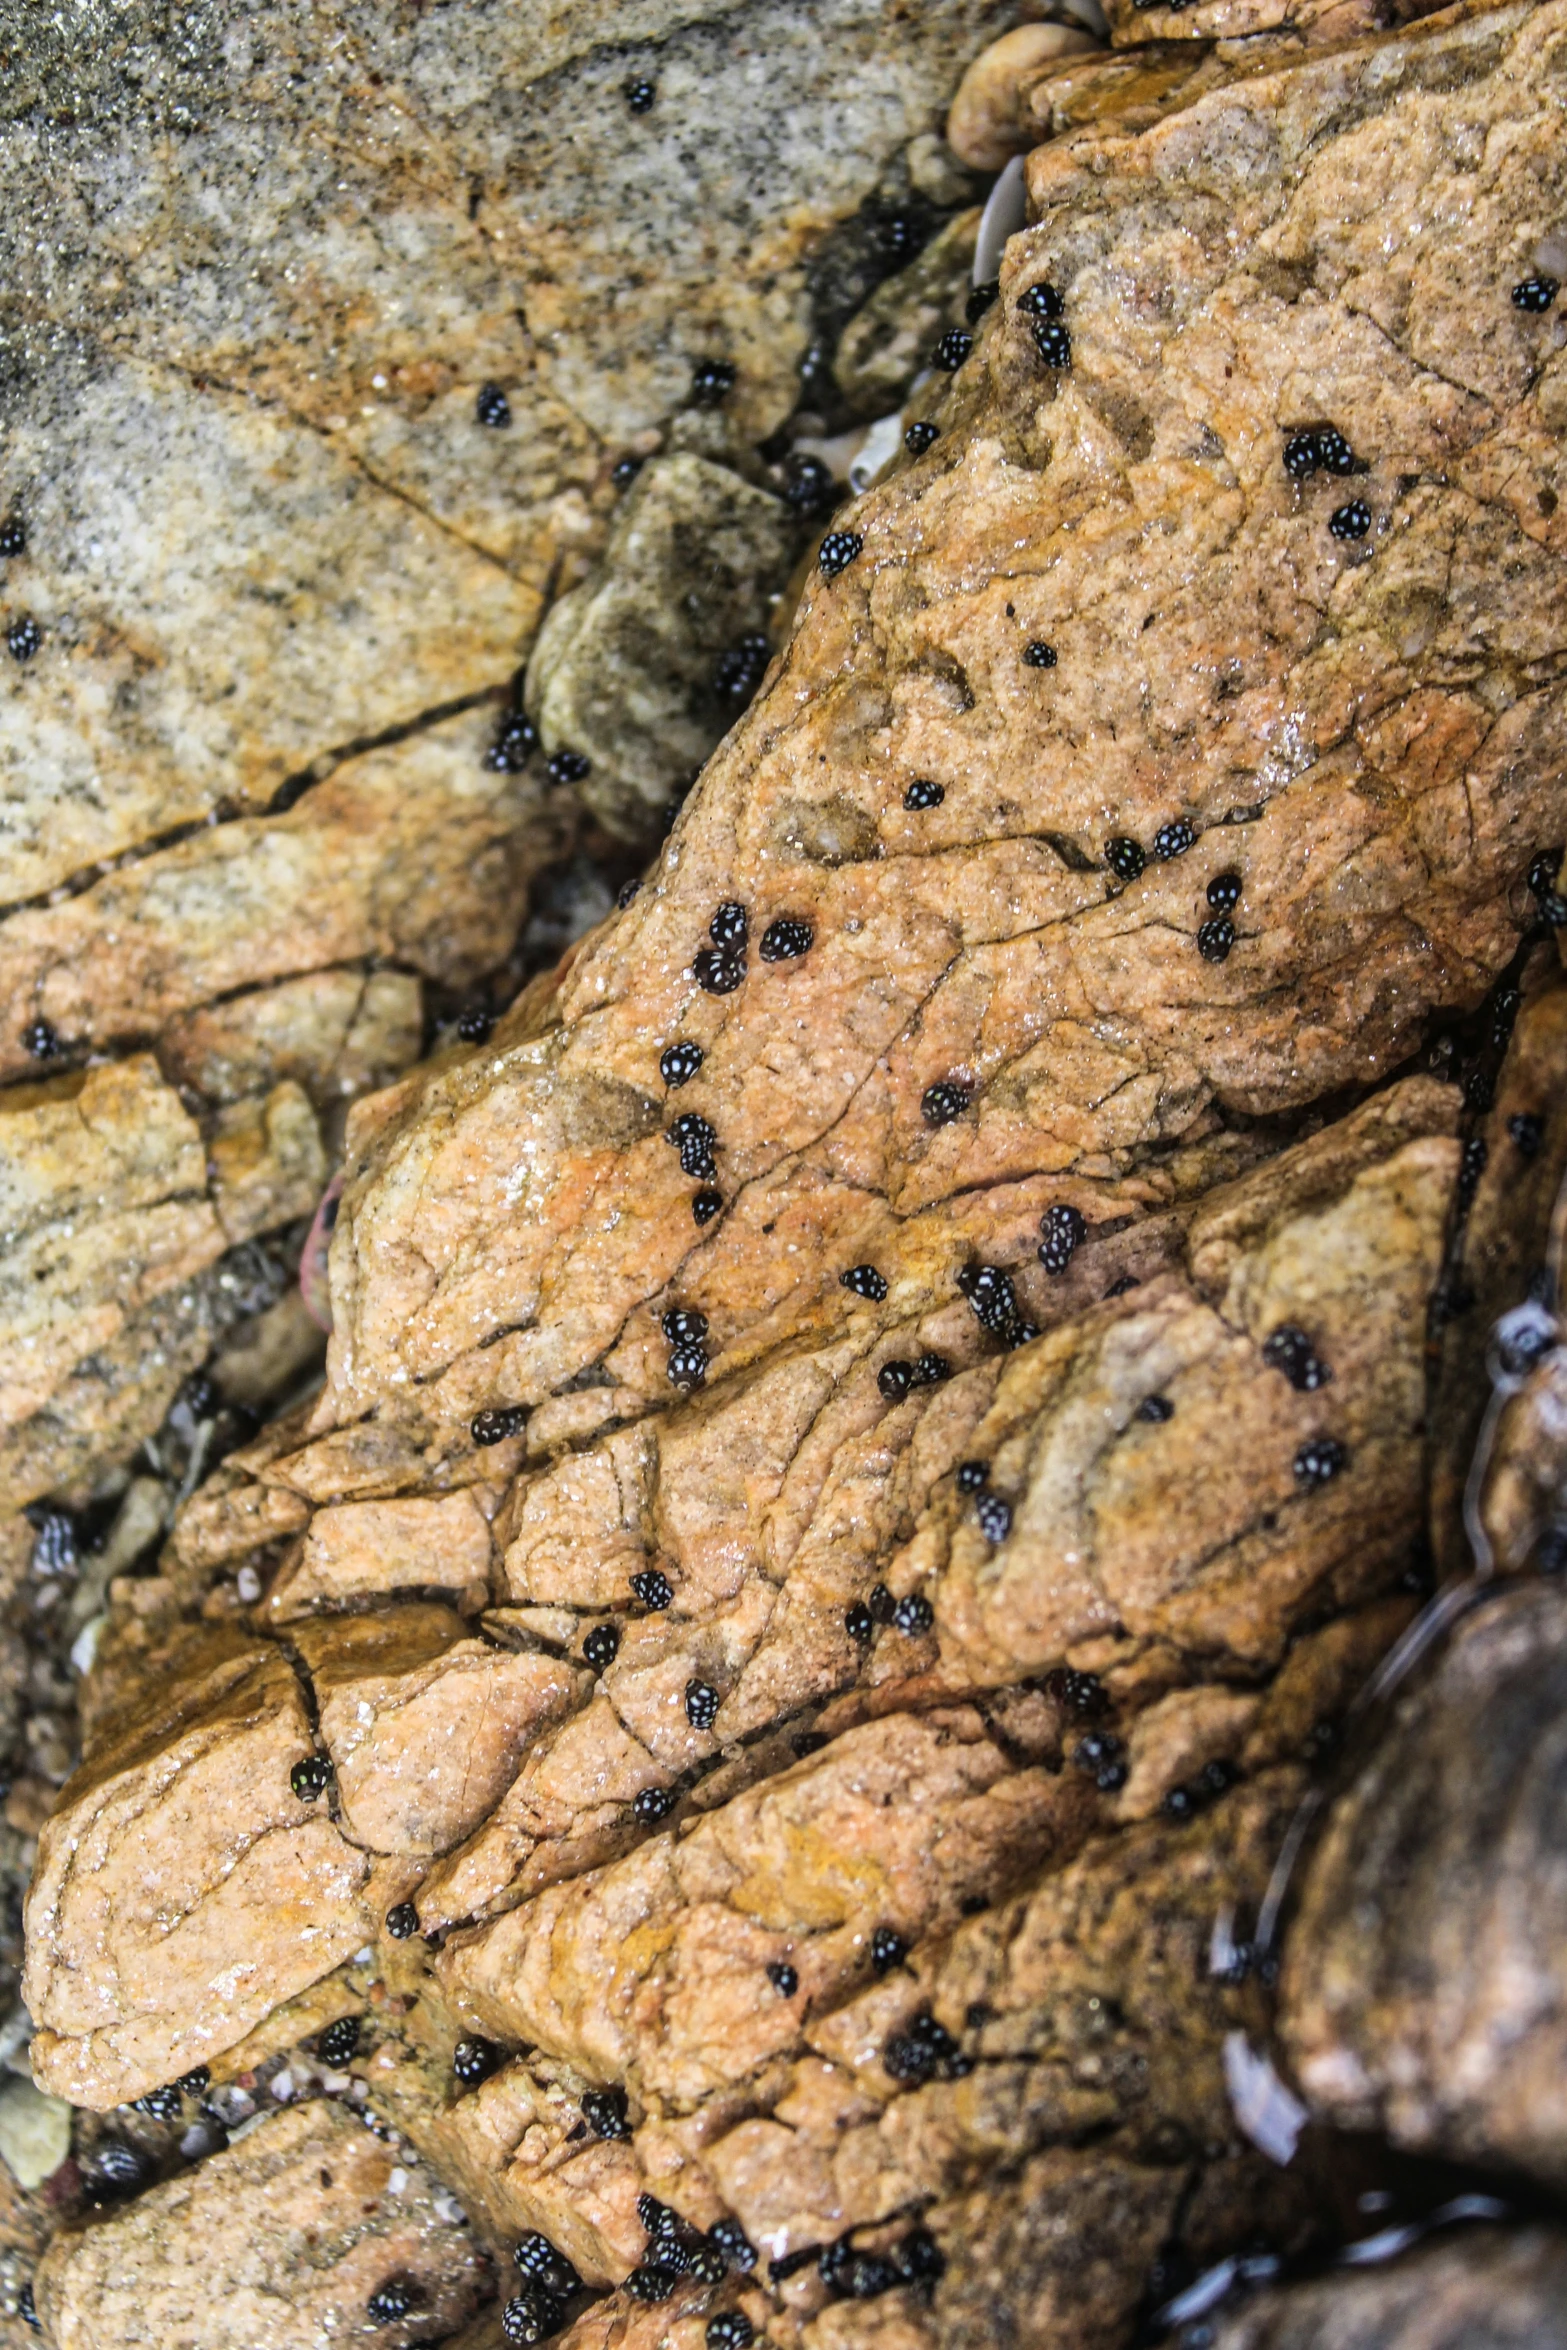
[{"x1": 525, "y1": 452, "x2": 797, "y2": 836}]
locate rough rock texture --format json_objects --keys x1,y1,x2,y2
[
  {"x1": 0, "y1": 0, "x2": 1012, "y2": 1525},
  {"x1": 12, "y1": 0, "x2": 1567, "y2": 2340},
  {"x1": 1205, "y1": 2227, "x2": 1567, "y2": 2350},
  {"x1": 526, "y1": 454, "x2": 800, "y2": 838},
  {"x1": 33, "y1": 2099, "x2": 491, "y2": 2350},
  {"x1": 1281, "y1": 1579, "x2": 1567, "y2": 2189}
]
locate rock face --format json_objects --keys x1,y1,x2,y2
[
  {"x1": 33, "y1": 2099, "x2": 490, "y2": 2350},
  {"x1": 0, "y1": 0, "x2": 1009, "y2": 1518},
  {"x1": 1205, "y1": 2227, "x2": 1567, "y2": 2350},
  {"x1": 1281, "y1": 1579, "x2": 1567, "y2": 2189},
  {"x1": 12, "y1": 0, "x2": 1567, "y2": 2341}
]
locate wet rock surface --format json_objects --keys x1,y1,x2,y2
[
  {"x1": 1204, "y1": 2226, "x2": 1567, "y2": 2350},
  {"x1": 4, "y1": 0, "x2": 1567, "y2": 2340},
  {"x1": 1281, "y1": 1579, "x2": 1567, "y2": 2188}
]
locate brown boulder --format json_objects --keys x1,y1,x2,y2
[
  {"x1": 33, "y1": 2099, "x2": 490, "y2": 2350},
  {"x1": 1205, "y1": 2226, "x2": 1567, "y2": 2350},
  {"x1": 1282, "y1": 1580, "x2": 1567, "y2": 2188}
]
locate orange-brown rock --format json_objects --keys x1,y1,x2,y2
[{"x1": 33, "y1": 2099, "x2": 490, "y2": 2350}]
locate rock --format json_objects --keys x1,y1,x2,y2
[
  {"x1": 1427, "y1": 964, "x2": 1567, "y2": 1580},
  {"x1": 32, "y1": 2098, "x2": 489, "y2": 2350},
  {"x1": 1205, "y1": 2226, "x2": 1567, "y2": 2350},
  {"x1": 1100, "y1": 0, "x2": 1449, "y2": 46},
  {"x1": 0, "y1": 2082, "x2": 70, "y2": 2195},
  {"x1": 160, "y1": 969, "x2": 424, "y2": 1115},
  {"x1": 22, "y1": 1629, "x2": 399, "y2": 2107},
  {"x1": 946, "y1": 22, "x2": 1104, "y2": 169},
  {"x1": 525, "y1": 455, "x2": 799, "y2": 840},
  {"x1": 1281, "y1": 1580, "x2": 1567, "y2": 2189},
  {"x1": 833, "y1": 211, "x2": 984, "y2": 420},
  {"x1": 315, "y1": 0, "x2": 1564, "y2": 1453}
]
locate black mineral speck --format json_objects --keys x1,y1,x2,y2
[
  {"x1": 922, "y1": 1079, "x2": 969, "y2": 1127},
  {"x1": 1329, "y1": 499, "x2": 1372, "y2": 540},
  {"x1": 1153, "y1": 817, "x2": 1197, "y2": 859},
  {"x1": 476, "y1": 382, "x2": 512, "y2": 428},
  {"x1": 966, "y1": 280, "x2": 1000, "y2": 323},
  {"x1": 1023, "y1": 639, "x2": 1057, "y2": 668},
  {"x1": 386, "y1": 1901, "x2": 419, "y2": 1939},
  {"x1": 1197, "y1": 915, "x2": 1235, "y2": 962},
  {"x1": 611, "y1": 454, "x2": 645, "y2": 490},
  {"x1": 878, "y1": 1360, "x2": 913, "y2": 1401},
  {"x1": 290, "y1": 1754, "x2": 332, "y2": 1801},
  {"x1": 1105, "y1": 835, "x2": 1146, "y2": 882},
  {"x1": 1512, "y1": 274, "x2": 1559, "y2": 313},
  {"x1": 501, "y1": 2285, "x2": 563, "y2": 2346},
  {"x1": 472, "y1": 1405, "x2": 528, "y2": 1447},
  {"x1": 818, "y1": 529, "x2": 864, "y2": 578},
  {"x1": 904, "y1": 421, "x2": 940, "y2": 456},
  {"x1": 900, "y1": 2226, "x2": 944, "y2": 2284},
  {"x1": 1136, "y1": 1394, "x2": 1174, "y2": 1423},
  {"x1": 767, "y1": 1960, "x2": 799, "y2": 1996},
  {"x1": 515, "y1": 2233, "x2": 581, "y2": 2298},
  {"x1": 21, "y1": 1018, "x2": 59, "y2": 1059},
  {"x1": 1018, "y1": 282, "x2": 1063, "y2": 319},
  {"x1": 691, "y1": 358, "x2": 738, "y2": 406},
  {"x1": 630, "y1": 1568, "x2": 674, "y2": 1610},
  {"x1": 976, "y1": 1491, "x2": 1012, "y2": 1544},
  {"x1": 892, "y1": 1592, "x2": 934, "y2": 1634},
  {"x1": 456, "y1": 1003, "x2": 494, "y2": 1042},
  {"x1": 454, "y1": 2036, "x2": 501, "y2": 2086},
  {"x1": 546, "y1": 747, "x2": 591, "y2": 785},
  {"x1": 1294, "y1": 1435, "x2": 1348, "y2": 1489},
  {"x1": 1457, "y1": 1133, "x2": 1488, "y2": 1209},
  {"x1": 685, "y1": 1679, "x2": 720, "y2": 1730},
  {"x1": 933, "y1": 328, "x2": 973, "y2": 371},
  {"x1": 1030, "y1": 318, "x2": 1071, "y2": 368},
  {"x1": 707, "y1": 2315, "x2": 755, "y2": 2350},
  {"x1": 0, "y1": 516, "x2": 25, "y2": 558},
  {"x1": 368, "y1": 2280, "x2": 422, "y2": 2325},
  {"x1": 317, "y1": 2014, "x2": 360, "y2": 2067},
  {"x1": 661, "y1": 1041, "x2": 704, "y2": 1087},
  {"x1": 956, "y1": 1461, "x2": 987, "y2": 1493},
  {"x1": 625, "y1": 75, "x2": 656, "y2": 111},
  {"x1": 1261, "y1": 1324, "x2": 1329, "y2": 1392},
  {"x1": 1509, "y1": 1112, "x2": 1544, "y2": 1158},
  {"x1": 845, "y1": 1600, "x2": 874, "y2": 1643},
  {"x1": 841, "y1": 1263, "x2": 888, "y2": 1301},
  {"x1": 634, "y1": 1785, "x2": 676, "y2": 1824},
  {"x1": 713, "y1": 631, "x2": 770, "y2": 710},
  {"x1": 667, "y1": 1341, "x2": 709, "y2": 1391},
  {"x1": 1207, "y1": 870, "x2": 1242, "y2": 911},
  {"x1": 583, "y1": 1624, "x2": 620, "y2": 1672},
  {"x1": 760, "y1": 917, "x2": 813, "y2": 961},
  {"x1": 903, "y1": 776, "x2": 944, "y2": 809},
  {"x1": 693, "y1": 1189, "x2": 723, "y2": 1224},
  {"x1": 871, "y1": 1924, "x2": 907, "y2": 1974},
  {"x1": 1039, "y1": 1200, "x2": 1086, "y2": 1275},
  {"x1": 581, "y1": 2086, "x2": 631, "y2": 2138},
  {"x1": 7, "y1": 616, "x2": 41, "y2": 661}
]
